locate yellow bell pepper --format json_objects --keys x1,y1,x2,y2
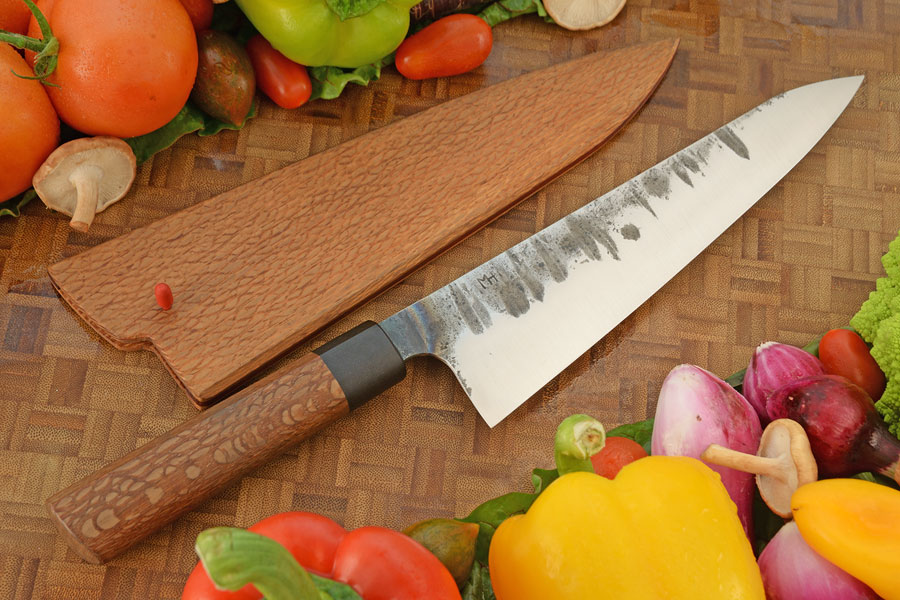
[
  {"x1": 488, "y1": 456, "x2": 764, "y2": 600},
  {"x1": 792, "y1": 478, "x2": 900, "y2": 600}
]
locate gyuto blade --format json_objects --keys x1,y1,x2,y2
[
  {"x1": 382, "y1": 75, "x2": 865, "y2": 426},
  {"x1": 46, "y1": 76, "x2": 863, "y2": 564}
]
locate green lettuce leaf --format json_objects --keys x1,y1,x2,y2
[
  {"x1": 125, "y1": 101, "x2": 257, "y2": 164},
  {"x1": 0, "y1": 189, "x2": 37, "y2": 218},
  {"x1": 325, "y1": 0, "x2": 386, "y2": 20},
  {"x1": 310, "y1": 574, "x2": 363, "y2": 599},
  {"x1": 607, "y1": 418, "x2": 654, "y2": 455},
  {"x1": 309, "y1": 55, "x2": 394, "y2": 101},
  {"x1": 462, "y1": 561, "x2": 495, "y2": 600},
  {"x1": 478, "y1": 0, "x2": 550, "y2": 27}
]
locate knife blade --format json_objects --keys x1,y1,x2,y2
[{"x1": 46, "y1": 75, "x2": 863, "y2": 564}]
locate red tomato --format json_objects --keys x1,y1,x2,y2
[
  {"x1": 245, "y1": 35, "x2": 312, "y2": 109},
  {"x1": 590, "y1": 437, "x2": 649, "y2": 479},
  {"x1": 34, "y1": 0, "x2": 198, "y2": 137},
  {"x1": 178, "y1": 0, "x2": 213, "y2": 30},
  {"x1": 395, "y1": 14, "x2": 492, "y2": 80},
  {"x1": 332, "y1": 527, "x2": 460, "y2": 600},
  {"x1": 0, "y1": 43, "x2": 59, "y2": 201},
  {"x1": 818, "y1": 328, "x2": 886, "y2": 400},
  {"x1": 181, "y1": 512, "x2": 347, "y2": 600},
  {"x1": 0, "y1": 0, "x2": 31, "y2": 34}
]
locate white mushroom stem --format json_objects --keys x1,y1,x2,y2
[
  {"x1": 701, "y1": 444, "x2": 791, "y2": 481},
  {"x1": 69, "y1": 164, "x2": 103, "y2": 232}
]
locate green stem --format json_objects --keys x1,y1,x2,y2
[
  {"x1": 0, "y1": 0, "x2": 59, "y2": 82},
  {"x1": 195, "y1": 528, "x2": 321, "y2": 600},
  {"x1": 0, "y1": 30, "x2": 44, "y2": 52},
  {"x1": 554, "y1": 414, "x2": 606, "y2": 475}
]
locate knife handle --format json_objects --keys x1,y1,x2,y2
[{"x1": 45, "y1": 322, "x2": 405, "y2": 564}]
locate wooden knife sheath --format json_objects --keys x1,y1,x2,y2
[{"x1": 48, "y1": 39, "x2": 679, "y2": 407}]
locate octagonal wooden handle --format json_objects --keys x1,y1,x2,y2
[{"x1": 46, "y1": 352, "x2": 349, "y2": 563}]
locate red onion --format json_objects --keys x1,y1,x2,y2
[
  {"x1": 744, "y1": 342, "x2": 825, "y2": 422},
  {"x1": 766, "y1": 374, "x2": 900, "y2": 482},
  {"x1": 759, "y1": 521, "x2": 878, "y2": 599}
]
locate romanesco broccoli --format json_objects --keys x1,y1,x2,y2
[{"x1": 852, "y1": 230, "x2": 900, "y2": 436}]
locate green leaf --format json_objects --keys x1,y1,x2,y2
[
  {"x1": 309, "y1": 55, "x2": 393, "y2": 101},
  {"x1": 478, "y1": 0, "x2": 550, "y2": 27},
  {"x1": 724, "y1": 368, "x2": 746, "y2": 392},
  {"x1": 607, "y1": 418, "x2": 654, "y2": 455},
  {"x1": 471, "y1": 523, "x2": 494, "y2": 565},
  {"x1": 310, "y1": 574, "x2": 363, "y2": 600},
  {"x1": 199, "y1": 99, "x2": 259, "y2": 137},
  {"x1": 751, "y1": 487, "x2": 784, "y2": 556},
  {"x1": 324, "y1": 0, "x2": 386, "y2": 20},
  {"x1": 462, "y1": 561, "x2": 495, "y2": 600},
  {"x1": 852, "y1": 471, "x2": 900, "y2": 491},
  {"x1": 125, "y1": 101, "x2": 258, "y2": 164},
  {"x1": 531, "y1": 467, "x2": 558, "y2": 494},
  {"x1": 461, "y1": 491, "x2": 536, "y2": 529},
  {"x1": 124, "y1": 104, "x2": 206, "y2": 164},
  {"x1": 461, "y1": 491, "x2": 540, "y2": 563},
  {"x1": 0, "y1": 189, "x2": 36, "y2": 218}
]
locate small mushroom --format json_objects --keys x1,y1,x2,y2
[
  {"x1": 700, "y1": 419, "x2": 817, "y2": 518},
  {"x1": 32, "y1": 136, "x2": 136, "y2": 232},
  {"x1": 543, "y1": 0, "x2": 626, "y2": 31}
]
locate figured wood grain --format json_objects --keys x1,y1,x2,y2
[
  {"x1": 47, "y1": 39, "x2": 678, "y2": 407},
  {"x1": 44, "y1": 352, "x2": 348, "y2": 564}
]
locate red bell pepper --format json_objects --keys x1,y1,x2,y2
[{"x1": 181, "y1": 512, "x2": 461, "y2": 600}]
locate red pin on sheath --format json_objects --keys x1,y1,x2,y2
[{"x1": 155, "y1": 283, "x2": 173, "y2": 310}]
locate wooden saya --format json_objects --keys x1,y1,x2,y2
[{"x1": 47, "y1": 39, "x2": 680, "y2": 408}]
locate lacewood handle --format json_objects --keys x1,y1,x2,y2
[{"x1": 46, "y1": 323, "x2": 406, "y2": 563}]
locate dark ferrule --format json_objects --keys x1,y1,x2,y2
[{"x1": 314, "y1": 321, "x2": 406, "y2": 411}]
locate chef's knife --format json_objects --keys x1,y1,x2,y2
[{"x1": 46, "y1": 76, "x2": 863, "y2": 564}]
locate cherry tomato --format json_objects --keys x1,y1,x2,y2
[
  {"x1": 818, "y1": 328, "x2": 886, "y2": 400},
  {"x1": 0, "y1": 0, "x2": 31, "y2": 34},
  {"x1": 178, "y1": 0, "x2": 213, "y2": 31},
  {"x1": 395, "y1": 14, "x2": 492, "y2": 80},
  {"x1": 331, "y1": 527, "x2": 460, "y2": 600},
  {"x1": 245, "y1": 35, "x2": 312, "y2": 109},
  {"x1": 0, "y1": 43, "x2": 59, "y2": 201},
  {"x1": 590, "y1": 436, "x2": 648, "y2": 479},
  {"x1": 36, "y1": 0, "x2": 198, "y2": 137}
]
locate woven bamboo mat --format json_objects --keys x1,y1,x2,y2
[{"x1": 2, "y1": 0, "x2": 899, "y2": 597}]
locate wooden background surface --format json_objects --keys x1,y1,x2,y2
[{"x1": 1, "y1": 0, "x2": 899, "y2": 597}]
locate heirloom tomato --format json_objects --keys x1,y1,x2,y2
[
  {"x1": 0, "y1": 43, "x2": 59, "y2": 201},
  {"x1": 25, "y1": 0, "x2": 198, "y2": 137}
]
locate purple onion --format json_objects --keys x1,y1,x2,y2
[
  {"x1": 759, "y1": 521, "x2": 879, "y2": 599},
  {"x1": 651, "y1": 364, "x2": 762, "y2": 539},
  {"x1": 744, "y1": 342, "x2": 825, "y2": 422}
]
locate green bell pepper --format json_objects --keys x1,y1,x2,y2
[{"x1": 234, "y1": 0, "x2": 420, "y2": 68}]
